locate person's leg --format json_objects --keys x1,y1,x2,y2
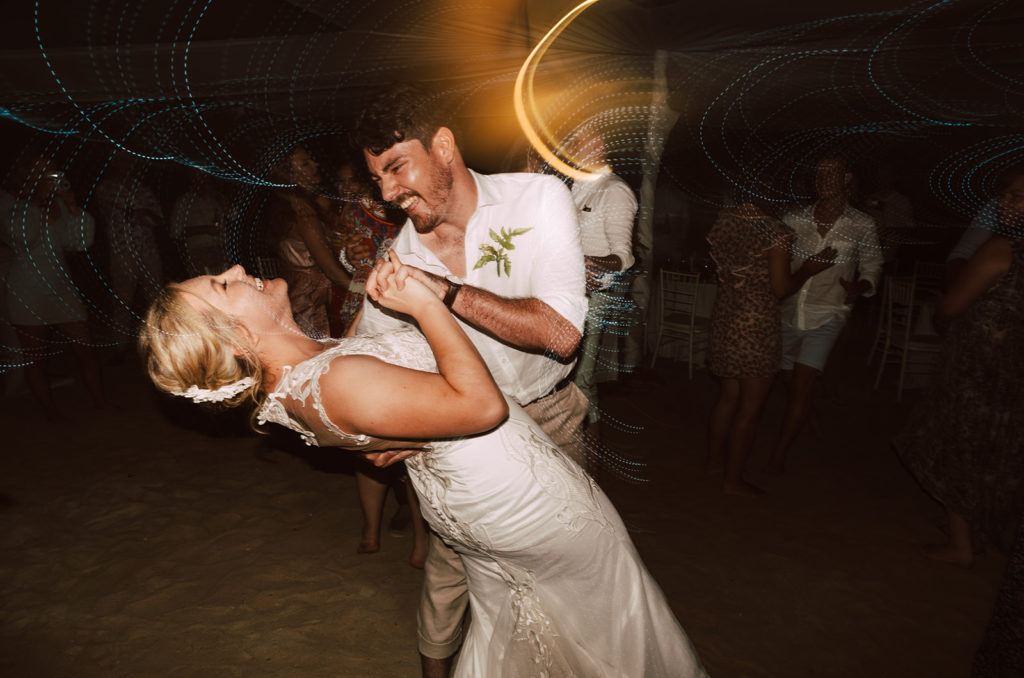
[
  {"x1": 574, "y1": 291, "x2": 612, "y2": 426},
  {"x1": 706, "y1": 377, "x2": 739, "y2": 475},
  {"x1": 57, "y1": 321, "x2": 106, "y2": 404},
  {"x1": 722, "y1": 376, "x2": 773, "y2": 495},
  {"x1": 765, "y1": 363, "x2": 817, "y2": 473},
  {"x1": 390, "y1": 476, "x2": 412, "y2": 533},
  {"x1": 404, "y1": 479, "x2": 429, "y2": 570},
  {"x1": 924, "y1": 509, "x2": 974, "y2": 567},
  {"x1": 418, "y1": 533, "x2": 469, "y2": 678},
  {"x1": 766, "y1": 318, "x2": 845, "y2": 473},
  {"x1": 355, "y1": 468, "x2": 389, "y2": 553},
  {"x1": 15, "y1": 324, "x2": 62, "y2": 421}
]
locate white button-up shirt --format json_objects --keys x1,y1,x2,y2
[
  {"x1": 780, "y1": 203, "x2": 884, "y2": 330},
  {"x1": 572, "y1": 173, "x2": 637, "y2": 290},
  {"x1": 356, "y1": 170, "x2": 587, "y2": 406}
]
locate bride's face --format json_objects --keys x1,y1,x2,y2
[{"x1": 180, "y1": 265, "x2": 292, "y2": 336}]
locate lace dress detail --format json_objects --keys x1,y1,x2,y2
[
  {"x1": 256, "y1": 329, "x2": 436, "y2": 448},
  {"x1": 254, "y1": 329, "x2": 707, "y2": 678}
]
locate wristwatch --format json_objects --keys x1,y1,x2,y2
[{"x1": 443, "y1": 277, "x2": 463, "y2": 308}]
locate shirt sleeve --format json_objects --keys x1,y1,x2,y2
[
  {"x1": 533, "y1": 176, "x2": 588, "y2": 332},
  {"x1": 590, "y1": 177, "x2": 638, "y2": 271},
  {"x1": 947, "y1": 224, "x2": 993, "y2": 262}
]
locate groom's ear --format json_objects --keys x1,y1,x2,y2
[{"x1": 431, "y1": 127, "x2": 456, "y2": 165}]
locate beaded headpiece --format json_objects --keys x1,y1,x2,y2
[{"x1": 171, "y1": 377, "x2": 254, "y2": 404}]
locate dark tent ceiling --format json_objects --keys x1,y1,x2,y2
[{"x1": 0, "y1": 0, "x2": 1021, "y2": 214}]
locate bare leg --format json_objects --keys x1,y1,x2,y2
[
  {"x1": 355, "y1": 470, "x2": 388, "y2": 554},
  {"x1": 390, "y1": 477, "x2": 412, "y2": 534},
  {"x1": 58, "y1": 321, "x2": 107, "y2": 405},
  {"x1": 765, "y1": 363, "x2": 817, "y2": 474},
  {"x1": 405, "y1": 479, "x2": 429, "y2": 569},
  {"x1": 706, "y1": 377, "x2": 739, "y2": 475},
  {"x1": 15, "y1": 324, "x2": 64, "y2": 421},
  {"x1": 924, "y1": 509, "x2": 974, "y2": 567},
  {"x1": 420, "y1": 654, "x2": 454, "y2": 678},
  {"x1": 722, "y1": 376, "x2": 773, "y2": 496}
]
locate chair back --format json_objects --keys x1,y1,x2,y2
[
  {"x1": 886, "y1": 275, "x2": 939, "y2": 345},
  {"x1": 659, "y1": 270, "x2": 701, "y2": 327},
  {"x1": 912, "y1": 261, "x2": 945, "y2": 295}
]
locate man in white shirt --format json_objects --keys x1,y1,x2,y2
[
  {"x1": 351, "y1": 84, "x2": 588, "y2": 678},
  {"x1": 568, "y1": 130, "x2": 638, "y2": 437},
  {"x1": 765, "y1": 155, "x2": 883, "y2": 473}
]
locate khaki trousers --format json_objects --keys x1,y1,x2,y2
[{"x1": 416, "y1": 382, "x2": 589, "y2": 658}]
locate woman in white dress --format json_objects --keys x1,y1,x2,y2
[{"x1": 138, "y1": 255, "x2": 707, "y2": 678}]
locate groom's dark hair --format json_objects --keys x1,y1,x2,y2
[{"x1": 352, "y1": 83, "x2": 454, "y2": 156}]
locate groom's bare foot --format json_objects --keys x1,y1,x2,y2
[
  {"x1": 722, "y1": 479, "x2": 765, "y2": 497},
  {"x1": 923, "y1": 543, "x2": 973, "y2": 568}
]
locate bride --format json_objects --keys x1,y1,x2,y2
[{"x1": 139, "y1": 255, "x2": 707, "y2": 677}]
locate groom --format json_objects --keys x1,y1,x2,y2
[{"x1": 352, "y1": 84, "x2": 589, "y2": 678}]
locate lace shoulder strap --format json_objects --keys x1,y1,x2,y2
[{"x1": 255, "y1": 329, "x2": 436, "y2": 447}]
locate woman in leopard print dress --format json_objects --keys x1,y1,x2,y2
[{"x1": 705, "y1": 203, "x2": 834, "y2": 495}]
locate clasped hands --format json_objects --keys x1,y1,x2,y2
[{"x1": 366, "y1": 250, "x2": 450, "y2": 308}]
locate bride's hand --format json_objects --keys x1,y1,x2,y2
[{"x1": 368, "y1": 251, "x2": 441, "y2": 316}]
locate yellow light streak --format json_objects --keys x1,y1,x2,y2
[{"x1": 513, "y1": 0, "x2": 609, "y2": 182}]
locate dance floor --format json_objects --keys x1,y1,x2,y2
[{"x1": 0, "y1": 315, "x2": 1002, "y2": 677}]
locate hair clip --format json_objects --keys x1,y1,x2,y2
[{"x1": 172, "y1": 377, "x2": 254, "y2": 403}]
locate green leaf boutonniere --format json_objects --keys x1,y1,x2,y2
[{"x1": 473, "y1": 227, "x2": 533, "y2": 277}]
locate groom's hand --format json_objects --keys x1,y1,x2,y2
[{"x1": 363, "y1": 449, "x2": 422, "y2": 468}]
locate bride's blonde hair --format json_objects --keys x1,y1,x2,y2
[{"x1": 138, "y1": 284, "x2": 264, "y2": 408}]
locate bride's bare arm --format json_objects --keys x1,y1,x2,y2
[{"x1": 317, "y1": 254, "x2": 508, "y2": 440}]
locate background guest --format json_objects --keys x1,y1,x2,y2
[
  {"x1": 265, "y1": 145, "x2": 351, "y2": 338},
  {"x1": 946, "y1": 167, "x2": 1024, "y2": 284},
  {"x1": 705, "y1": 197, "x2": 834, "y2": 495},
  {"x1": 765, "y1": 155, "x2": 883, "y2": 473},
  {"x1": 169, "y1": 169, "x2": 231, "y2": 276},
  {"x1": 895, "y1": 172, "x2": 1024, "y2": 567},
  {"x1": 328, "y1": 160, "x2": 403, "y2": 336},
  {"x1": 0, "y1": 145, "x2": 106, "y2": 420},
  {"x1": 568, "y1": 128, "x2": 638, "y2": 449}
]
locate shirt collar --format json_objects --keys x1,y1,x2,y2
[{"x1": 470, "y1": 169, "x2": 499, "y2": 210}]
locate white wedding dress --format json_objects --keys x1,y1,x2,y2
[{"x1": 257, "y1": 330, "x2": 707, "y2": 677}]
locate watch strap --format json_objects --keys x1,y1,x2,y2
[{"x1": 443, "y1": 279, "x2": 462, "y2": 308}]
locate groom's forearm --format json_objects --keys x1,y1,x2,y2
[{"x1": 449, "y1": 285, "x2": 581, "y2": 361}]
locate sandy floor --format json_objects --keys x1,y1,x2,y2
[{"x1": 0, "y1": 325, "x2": 1006, "y2": 677}]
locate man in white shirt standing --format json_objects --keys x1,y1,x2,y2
[
  {"x1": 765, "y1": 155, "x2": 883, "y2": 473},
  {"x1": 351, "y1": 84, "x2": 589, "y2": 678},
  {"x1": 568, "y1": 129, "x2": 638, "y2": 446}
]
